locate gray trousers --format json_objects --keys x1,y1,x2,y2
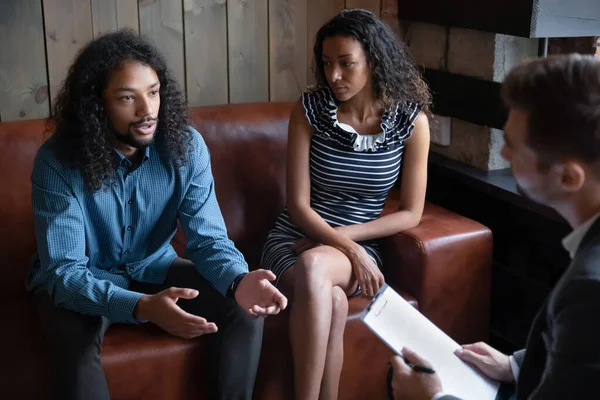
[{"x1": 33, "y1": 258, "x2": 264, "y2": 400}]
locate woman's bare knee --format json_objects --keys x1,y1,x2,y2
[
  {"x1": 293, "y1": 250, "x2": 330, "y2": 291},
  {"x1": 331, "y1": 286, "x2": 349, "y2": 318}
]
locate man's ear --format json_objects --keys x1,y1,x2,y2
[{"x1": 556, "y1": 161, "x2": 586, "y2": 193}]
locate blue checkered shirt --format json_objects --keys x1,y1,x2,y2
[{"x1": 27, "y1": 127, "x2": 248, "y2": 323}]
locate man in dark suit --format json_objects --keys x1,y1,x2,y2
[{"x1": 390, "y1": 54, "x2": 600, "y2": 400}]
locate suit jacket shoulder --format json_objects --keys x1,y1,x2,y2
[{"x1": 517, "y1": 218, "x2": 600, "y2": 400}]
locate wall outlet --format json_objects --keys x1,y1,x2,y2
[{"x1": 430, "y1": 114, "x2": 451, "y2": 146}]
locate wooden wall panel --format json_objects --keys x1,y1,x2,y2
[
  {"x1": 345, "y1": 0, "x2": 380, "y2": 15},
  {"x1": 116, "y1": 0, "x2": 140, "y2": 33},
  {"x1": 0, "y1": 0, "x2": 49, "y2": 121},
  {"x1": 91, "y1": 0, "x2": 139, "y2": 37},
  {"x1": 43, "y1": 0, "x2": 94, "y2": 108},
  {"x1": 306, "y1": 0, "x2": 345, "y2": 85},
  {"x1": 269, "y1": 0, "x2": 308, "y2": 101},
  {"x1": 139, "y1": 0, "x2": 186, "y2": 93},
  {"x1": 228, "y1": 0, "x2": 269, "y2": 103},
  {"x1": 184, "y1": 0, "x2": 228, "y2": 106},
  {"x1": 381, "y1": 0, "x2": 404, "y2": 39},
  {"x1": 0, "y1": 0, "x2": 387, "y2": 121}
]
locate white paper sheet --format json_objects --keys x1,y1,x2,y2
[{"x1": 361, "y1": 284, "x2": 500, "y2": 400}]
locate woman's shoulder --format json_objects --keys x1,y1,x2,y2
[
  {"x1": 384, "y1": 101, "x2": 422, "y2": 131},
  {"x1": 301, "y1": 86, "x2": 336, "y2": 108},
  {"x1": 300, "y1": 86, "x2": 338, "y2": 137}
]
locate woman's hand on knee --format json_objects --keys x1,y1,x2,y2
[{"x1": 346, "y1": 244, "x2": 384, "y2": 298}]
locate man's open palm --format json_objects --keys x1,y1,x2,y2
[{"x1": 235, "y1": 269, "x2": 288, "y2": 318}]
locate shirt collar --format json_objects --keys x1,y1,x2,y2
[
  {"x1": 112, "y1": 146, "x2": 151, "y2": 167},
  {"x1": 562, "y1": 213, "x2": 600, "y2": 259}
]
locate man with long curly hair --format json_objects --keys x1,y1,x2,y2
[{"x1": 26, "y1": 29, "x2": 286, "y2": 400}]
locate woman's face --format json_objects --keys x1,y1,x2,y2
[{"x1": 321, "y1": 35, "x2": 372, "y2": 102}]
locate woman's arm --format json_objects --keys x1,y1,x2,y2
[
  {"x1": 335, "y1": 112, "x2": 430, "y2": 242},
  {"x1": 286, "y1": 100, "x2": 359, "y2": 258}
]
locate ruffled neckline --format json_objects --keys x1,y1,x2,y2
[
  {"x1": 321, "y1": 88, "x2": 395, "y2": 152},
  {"x1": 332, "y1": 116, "x2": 386, "y2": 152}
]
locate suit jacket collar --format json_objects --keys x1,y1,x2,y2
[{"x1": 575, "y1": 216, "x2": 600, "y2": 258}]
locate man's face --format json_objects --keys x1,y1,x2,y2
[
  {"x1": 102, "y1": 61, "x2": 160, "y2": 150},
  {"x1": 501, "y1": 108, "x2": 559, "y2": 205}
]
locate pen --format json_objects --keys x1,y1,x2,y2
[
  {"x1": 411, "y1": 364, "x2": 436, "y2": 374},
  {"x1": 391, "y1": 356, "x2": 436, "y2": 374}
]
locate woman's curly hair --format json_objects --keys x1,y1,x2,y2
[
  {"x1": 48, "y1": 28, "x2": 190, "y2": 191},
  {"x1": 313, "y1": 8, "x2": 431, "y2": 114}
]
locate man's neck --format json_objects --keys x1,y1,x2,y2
[
  {"x1": 109, "y1": 136, "x2": 140, "y2": 161},
  {"x1": 555, "y1": 187, "x2": 600, "y2": 230}
]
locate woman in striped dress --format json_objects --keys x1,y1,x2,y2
[{"x1": 260, "y1": 9, "x2": 432, "y2": 400}]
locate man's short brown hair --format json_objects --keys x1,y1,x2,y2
[{"x1": 502, "y1": 54, "x2": 600, "y2": 176}]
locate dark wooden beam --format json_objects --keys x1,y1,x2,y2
[
  {"x1": 398, "y1": 0, "x2": 535, "y2": 37},
  {"x1": 422, "y1": 68, "x2": 507, "y2": 130},
  {"x1": 398, "y1": 0, "x2": 600, "y2": 38}
]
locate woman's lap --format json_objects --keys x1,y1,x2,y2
[{"x1": 262, "y1": 231, "x2": 382, "y2": 297}]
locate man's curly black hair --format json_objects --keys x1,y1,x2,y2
[
  {"x1": 313, "y1": 8, "x2": 431, "y2": 114},
  {"x1": 48, "y1": 28, "x2": 190, "y2": 191}
]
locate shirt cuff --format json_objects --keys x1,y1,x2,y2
[
  {"x1": 107, "y1": 288, "x2": 145, "y2": 323},
  {"x1": 214, "y1": 264, "x2": 249, "y2": 296},
  {"x1": 432, "y1": 393, "x2": 450, "y2": 400},
  {"x1": 509, "y1": 355, "x2": 520, "y2": 381}
]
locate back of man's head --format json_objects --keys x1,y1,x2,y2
[{"x1": 502, "y1": 54, "x2": 600, "y2": 177}]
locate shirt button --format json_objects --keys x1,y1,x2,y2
[
  {"x1": 128, "y1": 199, "x2": 132, "y2": 204},
  {"x1": 127, "y1": 226, "x2": 132, "y2": 231},
  {"x1": 124, "y1": 250, "x2": 129, "y2": 255}
]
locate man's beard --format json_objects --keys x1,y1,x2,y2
[
  {"x1": 109, "y1": 117, "x2": 158, "y2": 149},
  {"x1": 114, "y1": 130, "x2": 155, "y2": 149}
]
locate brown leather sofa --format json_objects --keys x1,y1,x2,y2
[{"x1": 0, "y1": 102, "x2": 492, "y2": 400}]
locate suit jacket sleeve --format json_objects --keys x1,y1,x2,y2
[{"x1": 529, "y1": 277, "x2": 600, "y2": 399}]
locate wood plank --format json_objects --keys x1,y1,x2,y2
[
  {"x1": 0, "y1": 0, "x2": 50, "y2": 121},
  {"x1": 43, "y1": 0, "x2": 94, "y2": 109},
  {"x1": 269, "y1": 0, "x2": 308, "y2": 101},
  {"x1": 116, "y1": 0, "x2": 140, "y2": 33},
  {"x1": 227, "y1": 0, "x2": 269, "y2": 103},
  {"x1": 306, "y1": 0, "x2": 345, "y2": 85},
  {"x1": 139, "y1": 0, "x2": 185, "y2": 93},
  {"x1": 345, "y1": 0, "x2": 380, "y2": 15},
  {"x1": 380, "y1": 0, "x2": 405, "y2": 39},
  {"x1": 184, "y1": 0, "x2": 228, "y2": 106},
  {"x1": 91, "y1": 0, "x2": 139, "y2": 37}
]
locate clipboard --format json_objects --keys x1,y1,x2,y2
[{"x1": 360, "y1": 284, "x2": 499, "y2": 400}]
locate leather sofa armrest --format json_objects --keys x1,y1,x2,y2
[{"x1": 381, "y1": 202, "x2": 492, "y2": 345}]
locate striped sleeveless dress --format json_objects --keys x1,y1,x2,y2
[{"x1": 261, "y1": 87, "x2": 421, "y2": 286}]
